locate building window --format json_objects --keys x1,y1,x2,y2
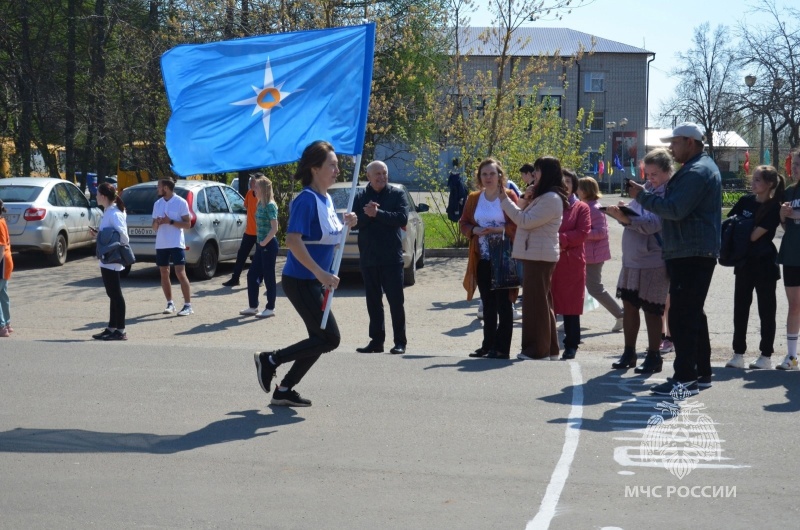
[
  {"x1": 539, "y1": 94, "x2": 562, "y2": 117},
  {"x1": 584, "y1": 72, "x2": 605, "y2": 93},
  {"x1": 590, "y1": 111, "x2": 605, "y2": 131}
]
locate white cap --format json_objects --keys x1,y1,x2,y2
[{"x1": 660, "y1": 122, "x2": 705, "y2": 142}]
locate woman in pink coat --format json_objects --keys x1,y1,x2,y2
[{"x1": 551, "y1": 168, "x2": 591, "y2": 359}]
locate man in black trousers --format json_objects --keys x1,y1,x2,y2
[{"x1": 353, "y1": 160, "x2": 409, "y2": 354}]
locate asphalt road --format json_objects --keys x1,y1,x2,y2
[{"x1": 1, "y1": 216, "x2": 797, "y2": 529}]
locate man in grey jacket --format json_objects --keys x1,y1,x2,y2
[{"x1": 628, "y1": 122, "x2": 721, "y2": 396}]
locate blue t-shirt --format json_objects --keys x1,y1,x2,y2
[{"x1": 283, "y1": 188, "x2": 337, "y2": 280}]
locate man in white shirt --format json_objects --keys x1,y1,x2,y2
[{"x1": 152, "y1": 179, "x2": 193, "y2": 316}]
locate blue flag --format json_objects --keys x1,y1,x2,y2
[{"x1": 162, "y1": 23, "x2": 375, "y2": 176}]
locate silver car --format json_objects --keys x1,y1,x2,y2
[
  {"x1": 0, "y1": 177, "x2": 102, "y2": 265},
  {"x1": 121, "y1": 180, "x2": 247, "y2": 280},
  {"x1": 327, "y1": 182, "x2": 428, "y2": 286}
]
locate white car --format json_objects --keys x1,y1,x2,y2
[
  {"x1": 120, "y1": 180, "x2": 248, "y2": 280},
  {"x1": 0, "y1": 177, "x2": 102, "y2": 265}
]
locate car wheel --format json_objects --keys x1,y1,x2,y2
[
  {"x1": 47, "y1": 233, "x2": 68, "y2": 266},
  {"x1": 120, "y1": 265, "x2": 132, "y2": 278},
  {"x1": 193, "y1": 242, "x2": 218, "y2": 280},
  {"x1": 416, "y1": 239, "x2": 425, "y2": 269},
  {"x1": 403, "y1": 248, "x2": 417, "y2": 286}
]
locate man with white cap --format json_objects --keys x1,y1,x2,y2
[{"x1": 627, "y1": 122, "x2": 721, "y2": 396}]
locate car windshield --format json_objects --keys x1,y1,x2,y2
[
  {"x1": 121, "y1": 186, "x2": 189, "y2": 215},
  {"x1": 0, "y1": 185, "x2": 43, "y2": 202}
]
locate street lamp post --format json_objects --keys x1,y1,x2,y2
[
  {"x1": 606, "y1": 120, "x2": 616, "y2": 194},
  {"x1": 745, "y1": 75, "x2": 786, "y2": 165},
  {"x1": 605, "y1": 118, "x2": 628, "y2": 194},
  {"x1": 744, "y1": 75, "x2": 764, "y2": 165}
]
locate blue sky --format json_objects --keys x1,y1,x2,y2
[{"x1": 470, "y1": 0, "x2": 786, "y2": 125}]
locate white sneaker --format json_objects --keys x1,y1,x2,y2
[
  {"x1": 725, "y1": 354, "x2": 746, "y2": 369},
  {"x1": 611, "y1": 317, "x2": 624, "y2": 332},
  {"x1": 255, "y1": 309, "x2": 275, "y2": 319},
  {"x1": 659, "y1": 338, "x2": 674, "y2": 353},
  {"x1": 549, "y1": 355, "x2": 560, "y2": 361},
  {"x1": 749, "y1": 355, "x2": 773, "y2": 370},
  {"x1": 177, "y1": 304, "x2": 194, "y2": 316},
  {"x1": 163, "y1": 302, "x2": 176, "y2": 314},
  {"x1": 513, "y1": 309, "x2": 522, "y2": 320},
  {"x1": 517, "y1": 353, "x2": 533, "y2": 360},
  {"x1": 239, "y1": 307, "x2": 258, "y2": 316},
  {"x1": 776, "y1": 354, "x2": 799, "y2": 371}
]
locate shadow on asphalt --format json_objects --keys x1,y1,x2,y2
[
  {"x1": 422, "y1": 358, "x2": 517, "y2": 372},
  {"x1": 0, "y1": 408, "x2": 303, "y2": 454},
  {"x1": 710, "y1": 367, "x2": 800, "y2": 413},
  {"x1": 542, "y1": 370, "x2": 667, "y2": 433}
]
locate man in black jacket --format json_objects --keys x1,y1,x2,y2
[{"x1": 353, "y1": 161, "x2": 409, "y2": 354}]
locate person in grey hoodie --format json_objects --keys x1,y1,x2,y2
[
  {"x1": 628, "y1": 123, "x2": 722, "y2": 396},
  {"x1": 606, "y1": 148, "x2": 673, "y2": 373}
]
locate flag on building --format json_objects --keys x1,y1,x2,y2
[{"x1": 161, "y1": 24, "x2": 376, "y2": 176}]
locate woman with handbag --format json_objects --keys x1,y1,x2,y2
[
  {"x1": 500, "y1": 157, "x2": 567, "y2": 360},
  {"x1": 551, "y1": 168, "x2": 591, "y2": 360},
  {"x1": 91, "y1": 183, "x2": 129, "y2": 341},
  {"x1": 459, "y1": 158, "x2": 518, "y2": 359}
]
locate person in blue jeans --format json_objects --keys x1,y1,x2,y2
[
  {"x1": 239, "y1": 176, "x2": 279, "y2": 319},
  {"x1": 628, "y1": 122, "x2": 722, "y2": 396}
]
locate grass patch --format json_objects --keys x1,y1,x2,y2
[{"x1": 421, "y1": 212, "x2": 468, "y2": 248}]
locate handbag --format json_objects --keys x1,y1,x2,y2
[{"x1": 488, "y1": 232, "x2": 522, "y2": 290}]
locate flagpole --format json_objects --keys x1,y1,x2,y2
[{"x1": 321, "y1": 154, "x2": 362, "y2": 329}]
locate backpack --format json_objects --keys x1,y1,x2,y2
[
  {"x1": 718, "y1": 215, "x2": 754, "y2": 267},
  {"x1": 446, "y1": 171, "x2": 468, "y2": 222}
]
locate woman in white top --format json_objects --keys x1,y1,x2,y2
[
  {"x1": 459, "y1": 158, "x2": 518, "y2": 359},
  {"x1": 91, "y1": 183, "x2": 129, "y2": 341}
]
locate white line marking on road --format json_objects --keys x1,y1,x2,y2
[{"x1": 526, "y1": 362, "x2": 584, "y2": 530}]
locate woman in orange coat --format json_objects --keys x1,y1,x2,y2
[
  {"x1": 551, "y1": 168, "x2": 591, "y2": 360},
  {"x1": 0, "y1": 199, "x2": 14, "y2": 337},
  {"x1": 459, "y1": 158, "x2": 518, "y2": 359}
]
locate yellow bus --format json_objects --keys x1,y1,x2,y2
[
  {"x1": 117, "y1": 141, "x2": 201, "y2": 190},
  {"x1": 1, "y1": 138, "x2": 66, "y2": 179}
]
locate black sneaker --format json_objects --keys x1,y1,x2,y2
[
  {"x1": 222, "y1": 277, "x2": 240, "y2": 287},
  {"x1": 697, "y1": 375, "x2": 712, "y2": 389},
  {"x1": 92, "y1": 328, "x2": 113, "y2": 340},
  {"x1": 271, "y1": 388, "x2": 312, "y2": 407},
  {"x1": 103, "y1": 330, "x2": 128, "y2": 341},
  {"x1": 651, "y1": 380, "x2": 699, "y2": 397},
  {"x1": 254, "y1": 352, "x2": 277, "y2": 393}
]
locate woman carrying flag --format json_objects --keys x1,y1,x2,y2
[{"x1": 253, "y1": 141, "x2": 356, "y2": 407}]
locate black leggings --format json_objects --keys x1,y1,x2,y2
[
  {"x1": 273, "y1": 275, "x2": 341, "y2": 389},
  {"x1": 101, "y1": 267, "x2": 126, "y2": 329}
]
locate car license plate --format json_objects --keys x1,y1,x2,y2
[{"x1": 129, "y1": 227, "x2": 155, "y2": 236}]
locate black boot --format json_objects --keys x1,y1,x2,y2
[
  {"x1": 634, "y1": 350, "x2": 663, "y2": 374},
  {"x1": 612, "y1": 347, "x2": 637, "y2": 369}
]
